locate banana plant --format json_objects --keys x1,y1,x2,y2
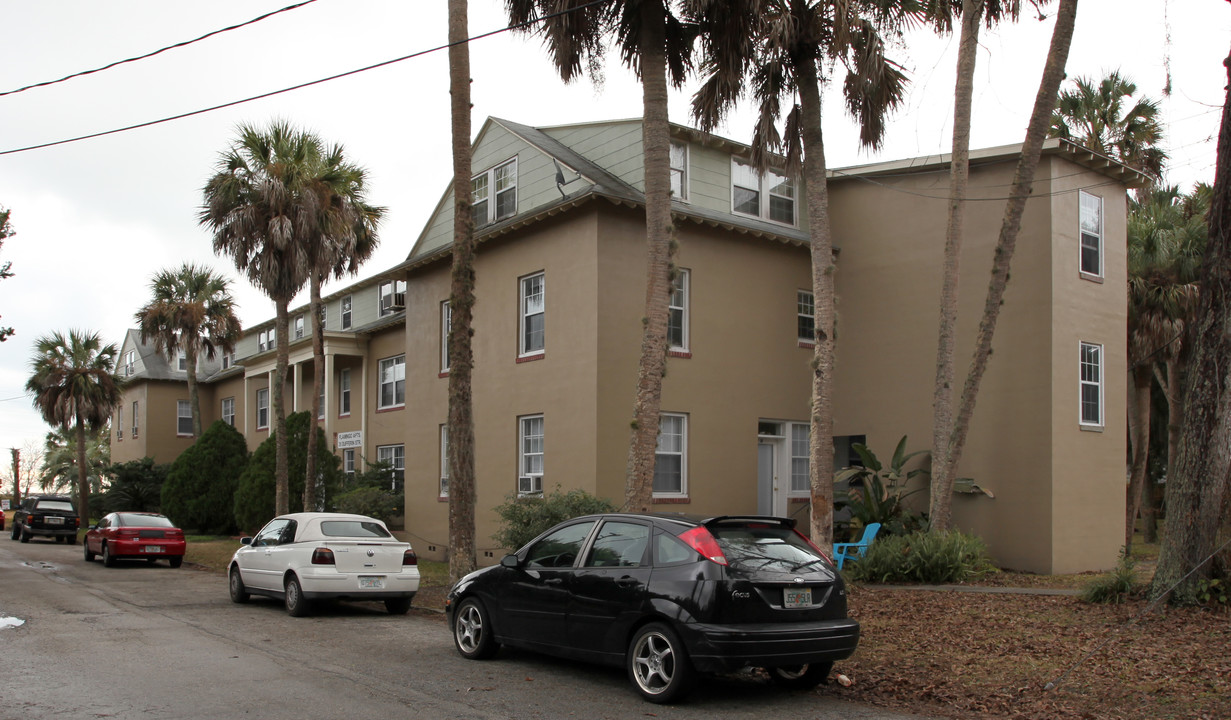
[{"x1": 834, "y1": 436, "x2": 930, "y2": 537}]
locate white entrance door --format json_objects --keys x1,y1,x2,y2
[{"x1": 756, "y1": 440, "x2": 788, "y2": 517}]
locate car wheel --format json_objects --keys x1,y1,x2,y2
[
  {"x1": 228, "y1": 567, "x2": 250, "y2": 604},
  {"x1": 284, "y1": 576, "x2": 310, "y2": 617},
  {"x1": 169, "y1": 556, "x2": 183, "y2": 569},
  {"x1": 452, "y1": 597, "x2": 499, "y2": 659},
  {"x1": 83, "y1": 541, "x2": 95, "y2": 562},
  {"x1": 385, "y1": 597, "x2": 412, "y2": 615},
  {"x1": 20, "y1": 527, "x2": 31, "y2": 543},
  {"x1": 67, "y1": 534, "x2": 78, "y2": 545},
  {"x1": 766, "y1": 662, "x2": 833, "y2": 690},
  {"x1": 628, "y1": 622, "x2": 694, "y2": 704},
  {"x1": 102, "y1": 542, "x2": 115, "y2": 567},
  {"x1": 10, "y1": 524, "x2": 18, "y2": 540}
]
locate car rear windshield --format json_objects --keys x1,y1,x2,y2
[
  {"x1": 116, "y1": 513, "x2": 174, "y2": 527},
  {"x1": 35, "y1": 500, "x2": 75, "y2": 513},
  {"x1": 709, "y1": 522, "x2": 825, "y2": 573},
  {"x1": 319, "y1": 520, "x2": 392, "y2": 538}
]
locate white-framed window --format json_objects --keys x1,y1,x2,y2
[
  {"x1": 1079, "y1": 341, "x2": 1104, "y2": 427},
  {"x1": 116, "y1": 406, "x2": 123, "y2": 440},
  {"x1": 318, "y1": 387, "x2": 325, "y2": 420},
  {"x1": 222, "y1": 397, "x2": 235, "y2": 426},
  {"x1": 379, "y1": 355, "x2": 405, "y2": 409},
  {"x1": 124, "y1": 350, "x2": 135, "y2": 376},
  {"x1": 222, "y1": 353, "x2": 231, "y2": 370},
  {"x1": 177, "y1": 351, "x2": 188, "y2": 372},
  {"x1": 339, "y1": 368, "x2": 351, "y2": 416},
  {"x1": 377, "y1": 444, "x2": 405, "y2": 491},
  {"x1": 256, "y1": 388, "x2": 269, "y2": 430},
  {"x1": 294, "y1": 315, "x2": 305, "y2": 339},
  {"x1": 441, "y1": 301, "x2": 451, "y2": 373},
  {"x1": 790, "y1": 423, "x2": 810, "y2": 494},
  {"x1": 654, "y1": 413, "x2": 688, "y2": 497},
  {"x1": 668, "y1": 269, "x2": 690, "y2": 352},
  {"x1": 732, "y1": 159, "x2": 796, "y2": 225},
  {"x1": 341, "y1": 295, "x2": 352, "y2": 329},
  {"x1": 380, "y1": 280, "x2": 406, "y2": 317},
  {"x1": 258, "y1": 329, "x2": 275, "y2": 352},
  {"x1": 670, "y1": 141, "x2": 689, "y2": 201},
  {"x1": 132, "y1": 401, "x2": 139, "y2": 439},
  {"x1": 440, "y1": 424, "x2": 449, "y2": 498},
  {"x1": 177, "y1": 400, "x2": 192, "y2": 436},
  {"x1": 1079, "y1": 191, "x2": 1103, "y2": 278},
  {"x1": 473, "y1": 158, "x2": 517, "y2": 227},
  {"x1": 520, "y1": 272, "x2": 545, "y2": 357},
  {"x1": 519, "y1": 414, "x2": 544, "y2": 495},
  {"x1": 343, "y1": 448, "x2": 355, "y2": 476},
  {"x1": 797, "y1": 290, "x2": 815, "y2": 343}
]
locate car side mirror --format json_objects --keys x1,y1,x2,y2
[
  {"x1": 500, "y1": 554, "x2": 521, "y2": 569},
  {"x1": 240, "y1": 537, "x2": 253, "y2": 546},
  {"x1": 88, "y1": 524, "x2": 98, "y2": 530}
]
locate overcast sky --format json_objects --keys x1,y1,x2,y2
[{"x1": 0, "y1": 0, "x2": 1226, "y2": 467}]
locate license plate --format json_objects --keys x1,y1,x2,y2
[
  {"x1": 46, "y1": 517, "x2": 64, "y2": 525},
  {"x1": 359, "y1": 576, "x2": 385, "y2": 589},
  {"x1": 142, "y1": 546, "x2": 164, "y2": 553},
  {"x1": 784, "y1": 587, "x2": 812, "y2": 608}
]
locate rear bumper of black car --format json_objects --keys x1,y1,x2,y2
[
  {"x1": 678, "y1": 618, "x2": 860, "y2": 673},
  {"x1": 26, "y1": 525, "x2": 78, "y2": 538}
]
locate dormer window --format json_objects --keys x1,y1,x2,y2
[
  {"x1": 472, "y1": 158, "x2": 517, "y2": 227},
  {"x1": 732, "y1": 159, "x2": 795, "y2": 225}
]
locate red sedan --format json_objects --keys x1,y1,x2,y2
[{"x1": 84, "y1": 512, "x2": 186, "y2": 568}]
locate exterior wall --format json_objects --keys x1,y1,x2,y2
[{"x1": 113, "y1": 381, "x2": 198, "y2": 464}]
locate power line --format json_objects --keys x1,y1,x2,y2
[
  {"x1": 0, "y1": 0, "x2": 614, "y2": 157},
  {"x1": 0, "y1": 1, "x2": 319, "y2": 98}
]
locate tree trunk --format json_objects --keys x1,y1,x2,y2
[
  {"x1": 10, "y1": 448, "x2": 19, "y2": 508},
  {"x1": 1126, "y1": 364, "x2": 1152, "y2": 548},
  {"x1": 447, "y1": 0, "x2": 478, "y2": 585},
  {"x1": 624, "y1": 0, "x2": 674, "y2": 514},
  {"x1": 946, "y1": 0, "x2": 1079, "y2": 480},
  {"x1": 186, "y1": 344, "x2": 203, "y2": 438},
  {"x1": 1150, "y1": 47, "x2": 1231, "y2": 604},
  {"x1": 74, "y1": 417, "x2": 89, "y2": 527},
  {"x1": 930, "y1": 0, "x2": 984, "y2": 532},
  {"x1": 274, "y1": 301, "x2": 290, "y2": 517},
  {"x1": 797, "y1": 60, "x2": 835, "y2": 547},
  {"x1": 305, "y1": 276, "x2": 324, "y2": 512}
]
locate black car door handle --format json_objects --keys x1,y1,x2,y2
[
  {"x1": 616, "y1": 576, "x2": 638, "y2": 587},
  {"x1": 545, "y1": 577, "x2": 564, "y2": 586}
]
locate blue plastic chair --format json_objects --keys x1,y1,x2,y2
[{"x1": 833, "y1": 522, "x2": 881, "y2": 570}]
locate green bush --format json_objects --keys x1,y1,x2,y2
[
  {"x1": 492, "y1": 486, "x2": 616, "y2": 551},
  {"x1": 105, "y1": 458, "x2": 169, "y2": 514},
  {"x1": 846, "y1": 530, "x2": 996, "y2": 584},
  {"x1": 1080, "y1": 550, "x2": 1140, "y2": 604},
  {"x1": 233, "y1": 412, "x2": 343, "y2": 533},
  {"x1": 835, "y1": 436, "x2": 929, "y2": 537},
  {"x1": 162, "y1": 421, "x2": 248, "y2": 534},
  {"x1": 334, "y1": 486, "x2": 400, "y2": 521}
]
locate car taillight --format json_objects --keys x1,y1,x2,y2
[
  {"x1": 311, "y1": 548, "x2": 335, "y2": 565},
  {"x1": 679, "y1": 527, "x2": 728, "y2": 565},
  {"x1": 794, "y1": 529, "x2": 834, "y2": 565},
  {"x1": 118, "y1": 529, "x2": 140, "y2": 537},
  {"x1": 403, "y1": 549, "x2": 418, "y2": 566}
]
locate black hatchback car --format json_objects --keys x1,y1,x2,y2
[
  {"x1": 11, "y1": 494, "x2": 80, "y2": 544},
  {"x1": 446, "y1": 513, "x2": 859, "y2": 703}
]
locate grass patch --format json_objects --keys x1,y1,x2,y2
[{"x1": 184, "y1": 537, "x2": 241, "y2": 572}]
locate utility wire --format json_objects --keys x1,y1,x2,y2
[
  {"x1": 0, "y1": 0, "x2": 613, "y2": 157},
  {"x1": 0, "y1": 1, "x2": 319, "y2": 98}
]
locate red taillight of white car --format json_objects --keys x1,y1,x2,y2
[
  {"x1": 311, "y1": 548, "x2": 335, "y2": 565},
  {"x1": 403, "y1": 549, "x2": 418, "y2": 566},
  {"x1": 678, "y1": 527, "x2": 728, "y2": 565}
]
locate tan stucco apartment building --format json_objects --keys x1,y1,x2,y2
[{"x1": 112, "y1": 117, "x2": 1141, "y2": 574}]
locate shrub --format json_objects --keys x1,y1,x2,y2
[
  {"x1": 332, "y1": 461, "x2": 402, "y2": 524},
  {"x1": 846, "y1": 530, "x2": 996, "y2": 584},
  {"x1": 162, "y1": 421, "x2": 248, "y2": 534},
  {"x1": 233, "y1": 412, "x2": 343, "y2": 533},
  {"x1": 492, "y1": 486, "x2": 616, "y2": 551},
  {"x1": 1081, "y1": 550, "x2": 1140, "y2": 604},
  {"x1": 835, "y1": 436, "x2": 930, "y2": 537},
  {"x1": 105, "y1": 458, "x2": 169, "y2": 514}
]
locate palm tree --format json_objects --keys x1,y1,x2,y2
[
  {"x1": 40, "y1": 426, "x2": 110, "y2": 496},
  {"x1": 505, "y1": 0, "x2": 697, "y2": 513},
  {"x1": 301, "y1": 143, "x2": 384, "y2": 513},
  {"x1": 134, "y1": 263, "x2": 242, "y2": 438},
  {"x1": 447, "y1": 0, "x2": 478, "y2": 584},
  {"x1": 26, "y1": 330, "x2": 124, "y2": 525},
  {"x1": 691, "y1": 0, "x2": 912, "y2": 545},
  {"x1": 1049, "y1": 70, "x2": 1167, "y2": 183},
  {"x1": 201, "y1": 121, "x2": 318, "y2": 516}
]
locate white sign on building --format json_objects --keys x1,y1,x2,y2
[{"x1": 337, "y1": 431, "x2": 362, "y2": 449}]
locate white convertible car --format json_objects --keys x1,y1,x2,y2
[{"x1": 229, "y1": 512, "x2": 420, "y2": 617}]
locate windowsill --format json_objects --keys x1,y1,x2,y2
[
  {"x1": 1079, "y1": 271, "x2": 1104, "y2": 284},
  {"x1": 176, "y1": 434, "x2": 194, "y2": 439},
  {"x1": 338, "y1": 413, "x2": 351, "y2": 419},
  {"x1": 668, "y1": 349, "x2": 691, "y2": 359},
  {"x1": 256, "y1": 427, "x2": 269, "y2": 433},
  {"x1": 789, "y1": 496, "x2": 810, "y2": 504},
  {"x1": 653, "y1": 497, "x2": 690, "y2": 504},
  {"x1": 377, "y1": 405, "x2": 405, "y2": 414},
  {"x1": 731, "y1": 209, "x2": 797, "y2": 228},
  {"x1": 1079, "y1": 423, "x2": 1105, "y2": 433},
  {"x1": 798, "y1": 340, "x2": 815, "y2": 349},
  {"x1": 438, "y1": 495, "x2": 449, "y2": 502},
  {"x1": 516, "y1": 353, "x2": 545, "y2": 364},
  {"x1": 439, "y1": 370, "x2": 449, "y2": 379}
]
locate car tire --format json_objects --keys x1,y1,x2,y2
[
  {"x1": 84, "y1": 541, "x2": 95, "y2": 562},
  {"x1": 452, "y1": 597, "x2": 499, "y2": 660},
  {"x1": 102, "y1": 542, "x2": 115, "y2": 567},
  {"x1": 228, "y1": 567, "x2": 250, "y2": 604},
  {"x1": 169, "y1": 556, "x2": 183, "y2": 569},
  {"x1": 67, "y1": 534, "x2": 78, "y2": 545},
  {"x1": 20, "y1": 527, "x2": 31, "y2": 543},
  {"x1": 284, "y1": 576, "x2": 310, "y2": 617},
  {"x1": 627, "y1": 622, "x2": 694, "y2": 704},
  {"x1": 385, "y1": 597, "x2": 412, "y2": 615},
  {"x1": 766, "y1": 662, "x2": 833, "y2": 690},
  {"x1": 10, "y1": 524, "x2": 18, "y2": 540}
]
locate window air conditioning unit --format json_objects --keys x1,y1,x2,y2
[
  {"x1": 388, "y1": 292, "x2": 406, "y2": 311},
  {"x1": 518, "y1": 475, "x2": 541, "y2": 495}
]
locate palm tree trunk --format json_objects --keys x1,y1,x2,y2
[
  {"x1": 930, "y1": 0, "x2": 984, "y2": 532},
  {"x1": 447, "y1": 0, "x2": 478, "y2": 585},
  {"x1": 624, "y1": 0, "x2": 673, "y2": 514},
  {"x1": 1150, "y1": 46, "x2": 1231, "y2": 603},
  {"x1": 797, "y1": 60, "x2": 835, "y2": 548},
  {"x1": 186, "y1": 344, "x2": 203, "y2": 437},
  {"x1": 74, "y1": 417, "x2": 89, "y2": 527},
  {"x1": 946, "y1": 0, "x2": 1078, "y2": 481},
  {"x1": 274, "y1": 301, "x2": 291, "y2": 516},
  {"x1": 305, "y1": 276, "x2": 324, "y2": 512},
  {"x1": 1126, "y1": 365, "x2": 1152, "y2": 548}
]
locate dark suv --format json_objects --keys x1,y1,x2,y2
[{"x1": 11, "y1": 495, "x2": 80, "y2": 544}]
